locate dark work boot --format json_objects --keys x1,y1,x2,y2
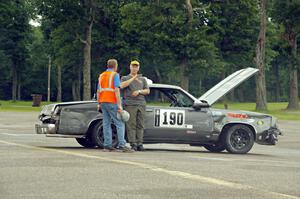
[
  {"x1": 137, "y1": 145, "x2": 145, "y2": 151},
  {"x1": 130, "y1": 143, "x2": 137, "y2": 151}
]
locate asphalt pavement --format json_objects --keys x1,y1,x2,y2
[{"x1": 0, "y1": 112, "x2": 299, "y2": 199}]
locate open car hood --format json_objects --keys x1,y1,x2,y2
[{"x1": 199, "y1": 67, "x2": 259, "y2": 105}]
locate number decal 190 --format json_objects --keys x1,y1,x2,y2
[{"x1": 154, "y1": 109, "x2": 185, "y2": 128}]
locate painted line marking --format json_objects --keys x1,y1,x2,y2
[
  {"x1": 0, "y1": 133, "x2": 37, "y2": 136},
  {"x1": 0, "y1": 133, "x2": 19, "y2": 136},
  {"x1": 189, "y1": 156, "x2": 300, "y2": 169},
  {"x1": 0, "y1": 139, "x2": 299, "y2": 199},
  {"x1": 189, "y1": 156, "x2": 231, "y2": 161},
  {"x1": 189, "y1": 156, "x2": 297, "y2": 164}
]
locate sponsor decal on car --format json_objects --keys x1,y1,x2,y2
[{"x1": 227, "y1": 113, "x2": 248, "y2": 119}]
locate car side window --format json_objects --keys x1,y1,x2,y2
[
  {"x1": 146, "y1": 88, "x2": 172, "y2": 106},
  {"x1": 146, "y1": 88, "x2": 194, "y2": 107},
  {"x1": 164, "y1": 89, "x2": 194, "y2": 107}
]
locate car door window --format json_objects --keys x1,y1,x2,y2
[
  {"x1": 146, "y1": 88, "x2": 194, "y2": 107},
  {"x1": 146, "y1": 88, "x2": 172, "y2": 106}
]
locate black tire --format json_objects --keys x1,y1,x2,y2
[
  {"x1": 224, "y1": 124, "x2": 254, "y2": 154},
  {"x1": 203, "y1": 142, "x2": 226, "y2": 153},
  {"x1": 90, "y1": 121, "x2": 119, "y2": 148},
  {"x1": 75, "y1": 137, "x2": 95, "y2": 148}
]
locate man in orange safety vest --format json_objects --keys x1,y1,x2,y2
[{"x1": 97, "y1": 59, "x2": 136, "y2": 152}]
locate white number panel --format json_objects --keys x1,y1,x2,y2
[{"x1": 154, "y1": 109, "x2": 186, "y2": 128}]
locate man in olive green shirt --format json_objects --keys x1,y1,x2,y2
[{"x1": 121, "y1": 60, "x2": 150, "y2": 151}]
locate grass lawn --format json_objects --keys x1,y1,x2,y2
[
  {"x1": 0, "y1": 100, "x2": 53, "y2": 112},
  {"x1": 1, "y1": 100, "x2": 299, "y2": 121}
]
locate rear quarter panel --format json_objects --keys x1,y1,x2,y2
[{"x1": 57, "y1": 102, "x2": 101, "y2": 135}]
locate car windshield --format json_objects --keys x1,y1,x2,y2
[{"x1": 146, "y1": 88, "x2": 194, "y2": 107}]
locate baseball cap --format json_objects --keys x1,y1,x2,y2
[{"x1": 130, "y1": 60, "x2": 140, "y2": 66}]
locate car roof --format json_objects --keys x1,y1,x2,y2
[
  {"x1": 148, "y1": 83, "x2": 200, "y2": 102},
  {"x1": 148, "y1": 83, "x2": 182, "y2": 90}
]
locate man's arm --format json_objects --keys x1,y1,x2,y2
[
  {"x1": 131, "y1": 77, "x2": 150, "y2": 97},
  {"x1": 113, "y1": 73, "x2": 123, "y2": 111},
  {"x1": 115, "y1": 87, "x2": 122, "y2": 111},
  {"x1": 131, "y1": 88, "x2": 150, "y2": 97},
  {"x1": 139, "y1": 88, "x2": 150, "y2": 95},
  {"x1": 140, "y1": 77, "x2": 150, "y2": 95},
  {"x1": 120, "y1": 75, "x2": 137, "y2": 89}
]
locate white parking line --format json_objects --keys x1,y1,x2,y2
[
  {"x1": 0, "y1": 133, "x2": 36, "y2": 136},
  {"x1": 189, "y1": 156, "x2": 231, "y2": 161},
  {"x1": 190, "y1": 156, "x2": 286, "y2": 163},
  {"x1": 0, "y1": 133, "x2": 19, "y2": 136},
  {"x1": 189, "y1": 156, "x2": 300, "y2": 168},
  {"x1": 0, "y1": 139, "x2": 299, "y2": 199}
]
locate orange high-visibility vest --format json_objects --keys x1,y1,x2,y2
[{"x1": 98, "y1": 71, "x2": 117, "y2": 103}]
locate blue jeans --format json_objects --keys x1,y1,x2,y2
[{"x1": 101, "y1": 103, "x2": 126, "y2": 148}]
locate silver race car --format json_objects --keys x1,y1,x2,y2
[{"x1": 36, "y1": 67, "x2": 282, "y2": 154}]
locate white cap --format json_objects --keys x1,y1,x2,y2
[{"x1": 117, "y1": 110, "x2": 130, "y2": 122}]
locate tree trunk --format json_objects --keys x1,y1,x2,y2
[
  {"x1": 73, "y1": 67, "x2": 81, "y2": 101},
  {"x1": 17, "y1": 82, "x2": 21, "y2": 100},
  {"x1": 274, "y1": 64, "x2": 280, "y2": 102},
  {"x1": 17, "y1": 66, "x2": 21, "y2": 100},
  {"x1": 180, "y1": 58, "x2": 189, "y2": 91},
  {"x1": 77, "y1": 66, "x2": 82, "y2": 100},
  {"x1": 56, "y1": 64, "x2": 62, "y2": 102},
  {"x1": 186, "y1": 0, "x2": 193, "y2": 23},
  {"x1": 153, "y1": 65, "x2": 162, "y2": 83},
  {"x1": 72, "y1": 82, "x2": 77, "y2": 101},
  {"x1": 82, "y1": 0, "x2": 95, "y2": 101},
  {"x1": 220, "y1": 73, "x2": 228, "y2": 107},
  {"x1": 230, "y1": 90, "x2": 235, "y2": 102},
  {"x1": 255, "y1": 0, "x2": 268, "y2": 111},
  {"x1": 286, "y1": 30, "x2": 299, "y2": 110},
  {"x1": 180, "y1": 0, "x2": 193, "y2": 92},
  {"x1": 47, "y1": 56, "x2": 51, "y2": 102},
  {"x1": 11, "y1": 64, "x2": 17, "y2": 101},
  {"x1": 198, "y1": 78, "x2": 202, "y2": 94},
  {"x1": 287, "y1": 67, "x2": 299, "y2": 109},
  {"x1": 237, "y1": 88, "x2": 245, "y2": 102},
  {"x1": 82, "y1": 20, "x2": 92, "y2": 100}
]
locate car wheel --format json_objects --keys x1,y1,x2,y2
[
  {"x1": 91, "y1": 121, "x2": 119, "y2": 148},
  {"x1": 224, "y1": 124, "x2": 254, "y2": 154},
  {"x1": 75, "y1": 137, "x2": 95, "y2": 148},
  {"x1": 203, "y1": 142, "x2": 226, "y2": 153}
]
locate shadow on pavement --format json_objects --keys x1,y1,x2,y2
[{"x1": 37, "y1": 145, "x2": 275, "y2": 157}]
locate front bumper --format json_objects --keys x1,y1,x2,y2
[
  {"x1": 256, "y1": 127, "x2": 282, "y2": 145},
  {"x1": 35, "y1": 123, "x2": 56, "y2": 134}
]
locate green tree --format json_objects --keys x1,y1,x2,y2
[
  {"x1": 120, "y1": 1, "x2": 219, "y2": 93},
  {"x1": 35, "y1": 0, "x2": 98, "y2": 101},
  {"x1": 0, "y1": 0, "x2": 31, "y2": 101},
  {"x1": 22, "y1": 27, "x2": 49, "y2": 99},
  {"x1": 206, "y1": 0, "x2": 259, "y2": 101},
  {"x1": 272, "y1": 0, "x2": 300, "y2": 109}
]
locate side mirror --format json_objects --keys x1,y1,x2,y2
[{"x1": 192, "y1": 101, "x2": 209, "y2": 110}]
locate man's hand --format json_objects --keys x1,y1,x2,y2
[
  {"x1": 131, "y1": 90, "x2": 140, "y2": 97},
  {"x1": 118, "y1": 106, "x2": 123, "y2": 113},
  {"x1": 132, "y1": 74, "x2": 138, "y2": 80},
  {"x1": 97, "y1": 104, "x2": 102, "y2": 112},
  {"x1": 120, "y1": 74, "x2": 138, "y2": 89}
]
